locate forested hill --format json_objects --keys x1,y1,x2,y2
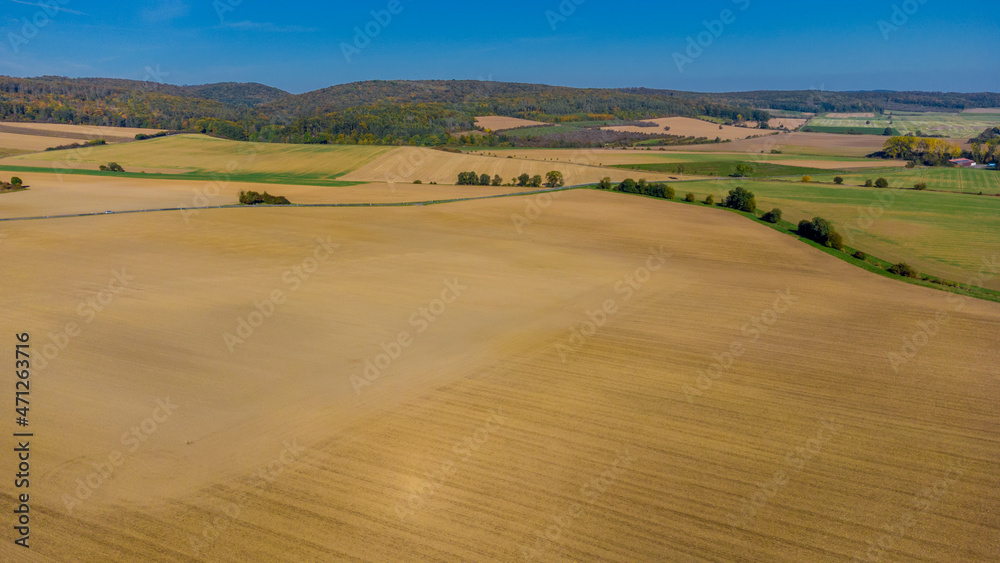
[{"x1": 1, "y1": 75, "x2": 997, "y2": 147}]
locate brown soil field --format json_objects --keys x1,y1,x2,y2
[
  {"x1": 341, "y1": 147, "x2": 679, "y2": 184},
  {"x1": 0, "y1": 173, "x2": 535, "y2": 219},
  {"x1": 475, "y1": 116, "x2": 549, "y2": 131},
  {"x1": 602, "y1": 117, "x2": 764, "y2": 141},
  {"x1": 0, "y1": 131, "x2": 85, "y2": 152},
  {"x1": 0, "y1": 121, "x2": 165, "y2": 140},
  {"x1": 1, "y1": 191, "x2": 997, "y2": 561},
  {"x1": 961, "y1": 108, "x2": 1000, "y2": 114}
]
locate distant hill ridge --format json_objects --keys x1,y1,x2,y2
[{"x1": 1, "y1": 76, "x2": 998, "y2": 146}]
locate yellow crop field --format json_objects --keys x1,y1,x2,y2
[
  {"x1": 602, "y1": 117, "x2": 763, "y2": 141},
  {"x1": 1, "y1": 190, "x2": 997, "y2": 561},
  {"x1": 0, "y1": 122, "x2": 164, "y2": 140},
  {"x1": 4, "y1": 134, "x2": 393, "y2": 176},
  {"x1": 0, "y1": 131, "x2": 84, "y2": 152},
  {"x1": 341, "y1": 146, "x2": 680, "y2": 184}
]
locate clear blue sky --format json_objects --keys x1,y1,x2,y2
[{"x1": 1, "y1": 0, "x2": 997, "y2": 94}]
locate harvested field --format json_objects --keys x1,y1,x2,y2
[
  {"x1": 0, "y1": 131, "x2": 84, "y2": 152},
  {"x1": 0, "y1": 122, "x2": 164, "y2": 138},
  {"x1": 5, "y1": 134, "x2": 392, "y2": 178},
  {"x1": 767, "y1": 117, "x2": 809, "y2": 130},
  {"x1": 341, "y1": 147, "x2": 678, "y2": 184},
  {"x1": 961, "y1": 108, "x2": 1000, "y2": 114},
  {"x1": 1, "y1": 190, "x2": 997, "y2": 562},
  {"x1": 0, "y1": 173, "x2": 536, "y2": 219},
  {"x1": 602, "y1": 117, "x2": 761, "y2": 141},
  {"x1": 475, "y1": 116, "x2": 549, "y2": 131}
]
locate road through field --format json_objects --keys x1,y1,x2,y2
[{"x1": 1, "y1": 190, "x2": 997, "y2": 562}]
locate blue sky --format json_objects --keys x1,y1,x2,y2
[{"x1": 1, "y1": 0, "x2": 997, "y2": 94}]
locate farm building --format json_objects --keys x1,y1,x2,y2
[{"x1": 949, "y1": 158, "x2": 976, "y2": 167}]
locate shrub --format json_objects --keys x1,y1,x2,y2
[
  {"x1": 617, "y1": 178, "x2": 638, "y2": 194},
  {"x1": 833, "y1": 176, "x2": 844, "y2": 185},
  {"x1": 914, "y1": 182, "x2": 927, "y2": 190},
  {"x1": 457, "y1": 171, "x2": 479, "y2": 185},
  {"x1": 798, "y1": 216, "x2": 837, "y2": 245},
  {"x1": 888, "y1": 262, "x2": 918, "y2": 278},
  {"x1": 905, "y1": 160, "x2": 917, "y2": 169},
  {"x1": 684, "y1": 192, "x2": 696, "y2": 202},
  {"x1": 875, "y1": 177, "x2": 889, "y2": 188},
  {"x1": 492, "y1": 174, "x2": 503, "y2": 186},
  {"x1": 703, "y1": 194, "x2": 714, "y2": 206},
  {"x1": 413, "y1": 180, "x2": 422, "y2": 184},
  {"x1": 733, "y1": 163, "x2": 754, "y2": 177},
  {"x1": 761, "y1": 208, "x2": 782, "y2": 224},
  {"x1": 518, "y1": 173, "x2": 530, "y2": 187},
  {"x1": 239, "y1": 190, "x2": 291, "y2": 205},
  {"x1": 597, "y1": 177, "x2": 613, "y2": 190},
  {"x1": 827, "y1": 232, "x2": 845, "y2": 251},
  {"x1": 853, "y1": 251, "x2": 867, "y2": 261},
  {"x1": 723, "y1": 186, "x2": 757, "y2": 212},
  {"x1": 864, "y1": 179, "x2": 874, "y2": 187},
  {"x1": 544, "y1": 171, "x2": 565, "y2": 188},
  {"x1": 10, "y1": 176, "x2": 22, "y2": 187},
  {"x1": 801, "y1": 175, "x2": 812, "y2": 183},
  {"x1": 479, "y1": 173, "x2": 491, "y2": 186},
  {"x1": 530, "y1": 175, "x2": 543, "y2": 188}
]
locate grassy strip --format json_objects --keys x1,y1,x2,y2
[
  {"x1": 610, "y1": 160, "x2": 847, "y2": 178},
  {"x1": 603, "y1": 188, "x2": 1000, "y2": 304},
  {"x1": 0, "y1": 165, "x2": 364, "y2": 187}
]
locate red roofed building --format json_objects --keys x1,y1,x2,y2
[{"x1": 950, "y1": 158, "x2": 976, "y2": 167}]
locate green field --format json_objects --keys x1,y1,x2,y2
[
  {"x1": 807, "y1": 112, "x2": 1000, "y2": 138},
  {"x1": 669, "y1": 177, "x2": 1000, "y2": 289},
  {"x1": 802, "y1": 126, "x2": 899, "y2": 135},
  {"x1": 810, "y1": 167, "x2": 1000, "y2": 195},
  {"x1": 611, "y1": 160, "x2": 849, "y2": 178}
]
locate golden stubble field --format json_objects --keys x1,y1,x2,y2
[
  {"x1": 602, "y1": 117, "x2": 763, "y2": 141},
  {"x1": 1, "y1": 190, "x2": 997, "y2": 561},
  {"x1": 341, "y1": 147, "x2": 680, "y2": 184},
  {"x1": 0, "y1": 173, "x2": 538, "y2": 218}
]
